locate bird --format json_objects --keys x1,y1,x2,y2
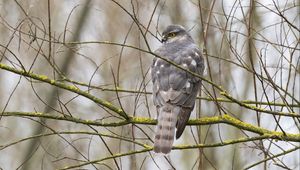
[{"x1": 151, "y1": 25, "x2": 205, "y2": 154}]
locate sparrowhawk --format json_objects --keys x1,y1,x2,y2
[{"x1": 151, "y1": 25, "x2": 205, "y2": 154}]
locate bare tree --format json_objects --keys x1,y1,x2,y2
[{"x1": 0, "y1": 0, "x2": 299, "y2": 169}]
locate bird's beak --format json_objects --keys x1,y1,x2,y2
[{"x1": 161, "y1": 36, "x2": 167, "y2": 43}]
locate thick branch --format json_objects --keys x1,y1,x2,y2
[
  {"x1": 1, "y1": 63, "x2": 298, "y2": 118},
  {"x1": 2, "y1": 112, "x2": 300, "y2": 142},
  {"x1": 59, "y1": 134, "x2": 299, "y2": 170},
  {"x1": 0, "y1": 63, "x2": 127, "y2": 119}
]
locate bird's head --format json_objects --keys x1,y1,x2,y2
[{"x1": 161, "y1": 25, "x2": 193, "y2": 44}]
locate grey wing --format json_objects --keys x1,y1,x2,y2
[
  {"x1": 152, "y1": 45, "x2": 204, "y2": 139},
  {"x1": 175, "y1": 47, "x2": 204, "y2": 138}
]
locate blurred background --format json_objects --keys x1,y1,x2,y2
[{"x1": 0, "y1": 0, "x2": 299, "y2": 169}]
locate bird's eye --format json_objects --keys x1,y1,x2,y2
[{"x1": 168, "y1": 32, "x2": 176, "y2": 37}]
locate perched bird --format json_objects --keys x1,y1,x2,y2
[{"x1": 151, "y1": 25, "x2": 205, "y2": 154}]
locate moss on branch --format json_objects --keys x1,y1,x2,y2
[
  {"x1": 1, "y1": 63, "x2": 298, "y2": 118},
  {"x1": 0, "y1": 63, "x2": 128, "y2": 119},
  {"x1": 2, "y1": 112, "x2": 300, "y2": 142}
]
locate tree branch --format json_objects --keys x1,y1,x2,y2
[{"x1": 2, "y1": 112, "x2": 300, "y2": 142}]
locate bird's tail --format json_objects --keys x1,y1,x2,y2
[{"x1": 154, "y1": 105, "x2": 180, "y2": 154}]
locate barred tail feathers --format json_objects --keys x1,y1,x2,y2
[{"x1": 154, "y1": 105, "x2": 180, "y2": 154}]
